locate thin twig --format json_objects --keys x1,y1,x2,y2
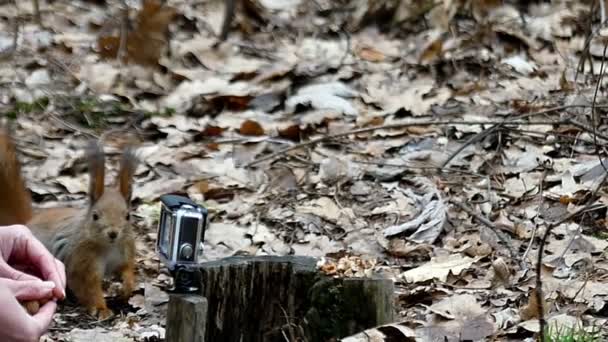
[
  {"x1": 337, "y1": 27, "x2": 351, "y2": 69},
  {"x1": 536, "y1": 171, "x2": 608, "y2": 342},
  {"x1": 49, "y1": 113, "x2": 98, "y2": 138},
  {"x1": 118, "y1": 0, "x2": 129, "y2": 63},
  {"x1": 538, "y1": 35, "x2": 608, "y2": 340},
  {"x1": 245, "y1": 105, "x2": 608, "y2": 167},
  {"x1": 575, "y1": 1, "x2": 598, "y2": 80},
  {"x1": 32, "y1": 0, "x2": 41, "y2": 26},
  {"x1": 441, "y1": 124, "x2": 500, "y2": 169},
  {"x1": 452, "y1": 200, "x2": 520, "y2": 265},
  {"x1": 591, "y1": 39, "x2": 608, "y2": 173},
  {"x1": 537, "y1": 31, "x2": 608, "y2": 341},
  {"x1": 572, "y1": 272, "x2": 590, "y2": 302},
  {"x1": 556, "y1": 224, "x2": 585, "y2": 261},
  {"x1": 522, "y1": 170, "x2": 547, "y2": 270},
  {"x1": 568, "y1": 118, "x2": 608, "y2": 141},
  {"x1": 602, "y1": 0, "x2": 607, "y2": 24}
]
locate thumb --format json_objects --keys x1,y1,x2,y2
[
  {"x1": 31, "y1": 299, "x2": 57, "y2": 335},
  {"x1": 0, "y1": 278, "x2": 56, "y2": 301}
]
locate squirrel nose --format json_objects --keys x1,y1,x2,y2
[{"x1": 108, "y1": 231, "x2": 117, "y2": 240}]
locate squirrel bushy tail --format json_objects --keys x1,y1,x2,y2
[{"x1": 0, "y1": 128, "x2": 32, "y2": 225}]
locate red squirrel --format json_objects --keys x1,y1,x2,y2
[{"x1": 0, "y1": 128, "x2": 138, "y2": 319}]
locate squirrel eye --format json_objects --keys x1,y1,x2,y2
[
  {"x1": 92, "y1": 212, "x2": 99, "y2": 221},
  {"x1": 125, "y1": 213, "x2": 130, "y2": 221}
]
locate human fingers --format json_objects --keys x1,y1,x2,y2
[
  {"x1": 27, "y1": 237, "x2": 65, "y2": 299},
  {"x1": 54, "y1": 259, "x2": 66, "y2": 291},
  {"x1": 31, "y1": 300, "x2": 57, "y2": 337},
  {"x1": 0, "y1": 278, "x2": 55, "y2": 301},
  {"x1": 12, "y1": 231, "x2": 66, "y2": 300},
  {"x1": 0, "y1": 283, "x2": 50, "y2": 342},
  {"x1": 0, "y1": 259, "x2": 41, "y2": 282}
]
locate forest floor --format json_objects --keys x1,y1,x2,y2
[{"x1": 1, "y1": 0, "x2": 608, "y2": 341}]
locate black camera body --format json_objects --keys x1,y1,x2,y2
[{"x1": 156, "y1": 194, "x2": 208, "y2": 293}]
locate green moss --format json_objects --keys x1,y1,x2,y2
[
  {"x1": 144, "y1": 107, "x2": 176, "y2": 117},
  {"x1": 4, "y1": 97, "x2": 49, "y2": 118},
  {"x1": 592, "y1": 230, "x2": 608, "y2": 240},
  {"x1": 307, "y1": 278, "x2": 348, "y2": 339}
]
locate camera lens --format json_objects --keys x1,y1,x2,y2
[{"x1": 180, "y1": 243, "x2": 194, "y2": 260}]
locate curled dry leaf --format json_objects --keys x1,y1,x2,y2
[
  {"x1": 266, "y1": 165, "x2": 299, "y2": 193},
  {"x1": 318, "y1": 157, "x2": 362, "y2": 184},
  {"x1": 296, "y1": 197, "x2": 343, "y2": 223},
  {"x1": 285, "y1": 82, "x2": 358, "y2": 116},
  {"x1": 189, "y1": 180, "x2": 234, "y2": 201},
  {"x1": 383, "y1": 177, "x2": 446, "y2": 244},
  {"x1": 387, "y1": 239, "x2": 433, "y2": 259},
  {"x1": 418, "y1": 36, "x2": 443, "y2": 64},
  {"x1": 401, "y1": 254, "x2": 478, "y2": 283},
  {"x1": 491, "y1": 257, "x2": 511, "y2": 286}
]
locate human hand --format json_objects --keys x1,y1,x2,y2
[
  {"x1": 0, "y1": 225, "x2": 66, "y2": 300},
  {"x1": 0, "y1": 279, "x2": 58, "y2": 342}
]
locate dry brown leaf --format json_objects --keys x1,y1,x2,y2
[
  {"x1": 206, "y1": 143, "x2": 220, "y2": 151},
  {"x1": 491, "y1": 257, "x2": 511, "y2": 286},
  {"x1": 277, "y1": 125, "x2": 301, "y2": 141},
  {"x1": 239, "y1": 120, "x2": 265, "y2": 136},
  {"x1": 421, "y1": 294, "x2": 495, "y2": 341},
  {"x1": 210, "y1": 95, "x2": 253, "y2": 111},
  {"x1": 519, "y1": 289, "x2": 546, "y2": 321},
  {"x1": 98, "y1": 0, "x2": 177, "y2": 66},
  {"x1": 387, "y1": 239, "x2": 433, "y2": 259},
  {"x1": 200, "y1": 125, "x2": 225, "y2": 137},
  {"x1": 190, "y1": 180, "x2": 234, "y2": 201},
  {"x1": 471, "y1": 0, "x2": 503, "y2": 22},
  {"x1": 401, "y1": 254, "x2": 478, "y2": 283},
  {"x1": 356, "y1": 45, "x2": 386, "y2": 62},
  {"x1": 418, "y1": 38, "x2": 443, "y2": 64}
]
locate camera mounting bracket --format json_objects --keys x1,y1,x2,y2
[{"x1": 169, "y1": 265, "x2": 203, "y2": 294}]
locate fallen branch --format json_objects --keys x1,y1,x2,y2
[{"x1": 245, "y1": 104, "x2": 608, "y2": 167}]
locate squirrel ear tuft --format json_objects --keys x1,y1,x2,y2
[
  {"x1": 87, "y1": 141, "x2": 105, "y2": 204},
  {"x1": 118, "y1": 147, "x2": 138, "y2": 204}
]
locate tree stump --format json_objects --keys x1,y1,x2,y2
[
  {"x1": 194, "y1": 255, "x2": 395, "y2": 342},
  {"x1": 166, "y1": 294, "x2": 208, "y2": 342}
]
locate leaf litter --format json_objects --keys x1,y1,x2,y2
[{"x1": 2, "y1": 0, "x2": 608, "y2": 341}]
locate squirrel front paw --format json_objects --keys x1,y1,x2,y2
[
  {"x1": 90, "y1": 306, "x2": 113, "y2": 320},
  {"x1": 119, "y1": 265, "x2": 136, "y2": 300},
  {"x1": 120, "y1": 279, "x2": 134, "y2": 300},
  {"x1": 87, "y1": 305, "x2": 114, "y2": 321}
]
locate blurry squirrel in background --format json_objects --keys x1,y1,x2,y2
[{"x1": 0, "y1": 128, "x2": 138, "y2": 319}]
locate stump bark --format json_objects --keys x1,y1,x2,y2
[
  {"x1": 166, "y1": 294, "x2": 208, "y2": 342},
  {"x1": 195, "y1": 255, "x2": 395, "y2": 342}
]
